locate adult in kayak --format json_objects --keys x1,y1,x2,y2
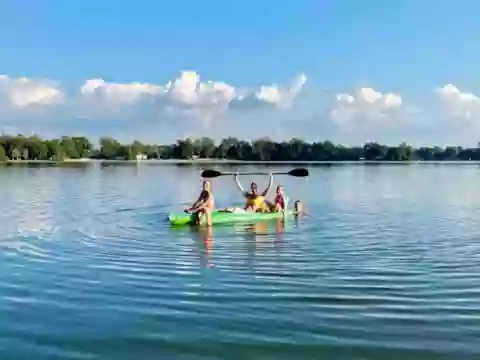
[
  {"x1": 235, "y1": 173, "x2": 274, "y2": 212},
  {"x1": 218, "y1": 173, "x2": 274, "y2": 213},
  {"x1": 184, "y1": 180, "x2": 214, "y2": 226}
]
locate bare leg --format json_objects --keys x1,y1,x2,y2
[
  {"x1": 195, "y1": 209, "x2": 206, "y2": 225},
  {"x1": 204, "y1": 209, "x2": 212, "y2": 227}
]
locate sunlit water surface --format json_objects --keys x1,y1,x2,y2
[{"x1": 0, "y1": 163, "x2": 479, "y2": 360}]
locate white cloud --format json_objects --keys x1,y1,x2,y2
[
  {"x1": 80, "y1": 78, "x2": 165, "y2": 104},
  {"x1": 78, "y1": 71, "x2": 308, "y2": 113},
  {"x1": 330, "y1": 87, "x2": 403, "y2": 125},
  {"x1": 0, "y1": 75, "x2": 63, "y2": 108},
  {"x1": 436, "y1": 84, "x2": 480, "y2": 121},
  {"x1": 79, "y1": 71, "x2": 238, "y2": 110},
  {"x1": 75, "y1": 70, "x2": 307, "y2": 124},
  {"x1": 166, "y1": 71, "x2": 236, "y2": 108},
  {"x1": 0, "y1": 71, "x2": 308, "y2": 120},
  {"x1": 4, "y1": 70, "x2": 480, "y2": 145},
  {"x1": 230, "y1": 72, "x2": 307, "y2": 110}
]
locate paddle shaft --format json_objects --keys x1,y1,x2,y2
[
  {"x1": 201, "y1": 167, "x2": 308, "y2": 178},
  {"x1": 214, "y1": 171, "x2": 292, "y2": 176}
]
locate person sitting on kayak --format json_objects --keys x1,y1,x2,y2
[
  {"x1": 184, "y1": 180, "x2": 214, "y2": 226},
  {"x1": 235, "y1": 173, "x2": 273, "y2": 212},
  {"x1": 266, "y1": 184, "x2": 287, "y2": 212}
]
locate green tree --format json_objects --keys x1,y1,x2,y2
[
  {"x1": 45, "y1": 139, "x2": 65, "y2": 160},
  {"x1": 24, "y1": 136, "x2": 48, "y2": 160},
  {"x1": 175, "y1": 139, "x2": 194, "y2": 159},
  {"x1": 364, "y1": 142, "x2": 388, "y2": 160},
  {"x1": 100, "y1": 137, "x2": 122, "y2": 159},
  {"x1": 71, "y1": 136, "x2": 93, "y2": 158},
  {"x1": 194, "y1": 137, "x2": 216, "y2": 158},
  {"x1": 60, "y1": 137, "x2": 80, "y2": 159},
  {"x1": 0, "y1": 144, "x2": 6, "y2": 162},
  {"x1": 130, "y1": 140, "x2": 146, "y2": 158}
]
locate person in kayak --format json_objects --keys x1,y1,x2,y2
[
  {"x1": 265, "y1": 184, "x2": 287, "y2": 212},
  {"x1": 218, "y1": 173, "x2": 274, "y2": 213},
  {"x1": 235, "y1": 173, "x2": 274, "y2": 212},
  {"x1": 184, "y1": 180, "x2": 214, "y2": 226}
]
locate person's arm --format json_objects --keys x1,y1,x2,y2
[
  {"x1": 186, "y1": 192, "x2": 204, "y2": 212},
  {"x1": 234, "y1": 174, "x2": 248, "y2": 197},
  {"x1": 188, "y1": 192, "x2": 210, "y2": 212},
  {"x1": 191, "y1": 194, "x2": 203, "y2": 208},
  {"x1": 261, "y1": 173, "x2": 274, "y2": 196},
  {"x1": 190, "y1": 200, "x2": 207, "y2": 212}
]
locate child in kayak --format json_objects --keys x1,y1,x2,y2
[
  {"x1": 184, "y1": 180, "x2": 214, "y2": 226},
  {"x1": 266, "y1": 186, "x2": 304, "y2": 214},
  {"x1": 266, "y1": 184, "x2": 287, "y2": 212}
]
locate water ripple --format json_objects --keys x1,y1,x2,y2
[{"x1": 1, "y1": 164, "x2": 480, "y2": 359}]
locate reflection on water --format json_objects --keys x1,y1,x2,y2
[
  {"x1": 174, "y1": 218, "x2": 296, "y2": 269},
  {"x1": 1, "y1": 164, "x2": 480, "y2": 360}
]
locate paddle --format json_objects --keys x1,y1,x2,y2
[{"x1": 201, "y1": 168, "x2": 309, "y2": 178}]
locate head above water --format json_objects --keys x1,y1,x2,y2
[
  {"x1": 294, "y1": 200, "x2": 302, "y2": 212},
  {"x1": 250, "y1": 182, "x2": 258, "y2": 194},
  {"x1": 202, "y1": 180, "x2": 211, "y2": 191},
  {"x1": 276, "y1": 184, "x2": 284, "y2": 194}
]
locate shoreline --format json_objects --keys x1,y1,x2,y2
[{"x1": 3, "y1": 159, "x2": 480, "y2": 165}]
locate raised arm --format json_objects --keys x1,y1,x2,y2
[
  {"x1": 261, "y1": 173, "x2": 274, "y2": 196},
  {"x1": 234, "y1": 174, "x2": 248, "y2": 197}
]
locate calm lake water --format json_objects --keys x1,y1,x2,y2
[{"x1": 0, "y1": 163, "x2": 479, "y2": 360}]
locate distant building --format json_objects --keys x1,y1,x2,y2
[
  {"x1": 11, "y1": 148, "x2": 21, "y2": 160},
  {"x1": 136, "y1": 153, "x2": 148, "y2": 161}
]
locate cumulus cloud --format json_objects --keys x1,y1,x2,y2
[
  {"x1": 80, "y1": 78, "x2": 165, "y2": 104},
  {"x1": 4, "y1": 70, "x2": 480, "y2": 145},
  {"x1": 166, "y1": 71, "x2": 236, "y2": 108},
  {"x1": 78, "y1": 70, "x2": 305, "y2": 115},
  {"x1": 230, "y1": 72, "x2": 307, "y2": 110},
  {"x1": 435, "y1": 84, "x2": 480, "y2": 122},
  {"x1": 0, "y1": 70, "x2": 310, "y2": 140},
  {"x1": 0, "y1": 71, "x2": 307, "y2": 120},
  {"x1": 0, "y1": 75, "x2": 63, "y2": 108},
  {"x1": 329, "y1": 87, "x2": 403, "y2": 126}
]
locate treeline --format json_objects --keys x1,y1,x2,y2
[{"x1": 1, "y1": 134, "x2": 480, "y2": 161}]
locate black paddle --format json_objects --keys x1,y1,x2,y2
[{"x1": 201, "y1": 168, "x2": 309, "y2": 178}]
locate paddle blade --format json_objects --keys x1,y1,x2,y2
[
  {"x1": 201, "y1": 169, "x2": 223, "y2": 178},
  {"x1": 288, "y1": 168, "x2": 309, "y2": 177}
]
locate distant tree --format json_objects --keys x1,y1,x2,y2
[
  {"x1": 0, "y1": 145, "x2": 6, "y2": 162},
  {"x1": 60, "y1": 137, "x2": 80, "y2": 159},
  {"x1": 1, "y1": 133, "x2": 480, "y2": 163},
  {"x1": 364, "y1": 142, "x2": 388, "y2": 160},
  {"x1": 194, "y1": 137, "x2": 216, "y2": 158},
  {"x1": 100, "y1": 137, "x2": 122, "y2": 159},
  {"x1": 174, "y1": 138, "x2": 194, "y2": 159},
  {"x1": 71, "y1": 136, "x2": 93, "y2": 158}
]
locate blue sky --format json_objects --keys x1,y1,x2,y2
[{"x1": 1, "y1": 0, "x2": 480, "y2": 145}]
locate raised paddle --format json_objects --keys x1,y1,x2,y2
[{"x1": 201, "y1": 168, "x2": 309, "y2": 178}]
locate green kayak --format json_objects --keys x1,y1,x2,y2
[{"x1": 168, "y1": 209, "x2": 295, "y2": 226}]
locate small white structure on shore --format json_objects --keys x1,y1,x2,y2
[{"x1": 136, "y1": 153, "x2": 148, "y2": 161}]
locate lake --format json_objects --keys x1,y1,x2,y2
[{"x1": 0, "y1": 162, "x2": 479, "y2": 360}]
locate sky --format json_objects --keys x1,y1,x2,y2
[{"x1": 1, "y1": 0, "x2": 480, "y2": 146}]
